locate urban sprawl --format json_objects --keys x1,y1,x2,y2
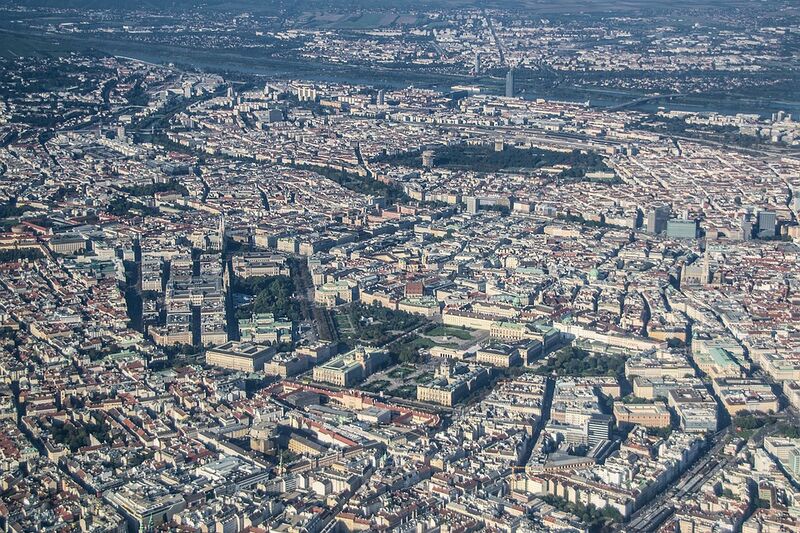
[{"x1": 1, "y1": 3, "x2": 800, "y2": 533}]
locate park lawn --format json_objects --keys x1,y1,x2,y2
[
  {"x1": 414, "y1": 372, "x2": 435, "y2": 384},
  {"x1": 390, "y1": 384, "x2": 417, "y2": 399},
  {"x1": 409, "y1": 336, "x2": 437, "y2": 349},
  {"x1": 388, "y1": 365, "x2": 416, "y2": 379},
  {"x1": 362, "y1": 379, "x2": 391, "y2": 393},
  {"x1": 426, "y1": 325, "x2": 473, "y2": 340},
  {"x1": 334, "y1": 313, "x2": 355, "y2": 334}
]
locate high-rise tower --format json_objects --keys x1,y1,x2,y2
[{"x1": 505, "y1": 69, "x2": 515, "y2": 98}]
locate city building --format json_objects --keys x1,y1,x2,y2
[
  {"x1": 613, "y1": 402, "x2": 672, "y2": 428},
  {"x1": 505, "y1": 69, "x2": 515, "y2": 98},
  {"x1": 205, "y1": 341, "x2": 275, "y2": 372},
  {"x1": 646, "y1": 205, "x2": 671, "y2": 234},
  {"x1": 312, "y1": 346, "x2": 387, "y2": 387},
  {"x1": 416, "y1": 362, "x2": 490, "y2": 406},
  {"x1": 666, "y1": 219, "x2": 698, "y2": 239}
]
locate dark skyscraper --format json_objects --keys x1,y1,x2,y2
[
  {"x1": 646, "y1": 204, "x2": 670, "y2": 234},
  {"x1": 757, "y1": 210, "x2": 776, "y2": 238}
]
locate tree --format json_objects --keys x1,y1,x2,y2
[
  {"x1": 776, "y1": 423, "x2": 800, "y2": 439},
  {"x1": 666, "y1": 338, "x2": 686, "y2": 349},
  {"x1": 373, "y1": 144, "x2": 610, "y2": 176},
  {"x1": 339, "y1": 303, "x2": 424, "y2": 346},
  {"x1": 541, "y1": 495, "x2": 623, "y2": 530},
  {"x1": 537, "y1": 345, "x2": 626, "y2": 379},
  {"x1": 121, "y1": 180, "x2": 188, "y2": 197},
  {"x1": 107, "y1": 196, "x2": 158, "y2": 216},
  {"x1": 0, "y1": 249, "x2": 44, "y2": 263},
  {"x1": 646, "y1": 426, "x2": 673, "y2": 439},
  {"x1": 235, "y1": 275, "x2": 301, "y2": 322},
  {"x1": 733, "y1": 413, "x2": 765, "y2": 430},
  {"x1": 0, "y1": 203, "x2": 31, "y2": 218}
]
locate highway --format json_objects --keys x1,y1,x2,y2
[{"x1": 483, "y1": 11, "x2": 506, "y2": 66}]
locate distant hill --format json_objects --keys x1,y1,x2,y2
[{"x1": 0, "y1": 0, "x2": 767, "y2": 15}]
